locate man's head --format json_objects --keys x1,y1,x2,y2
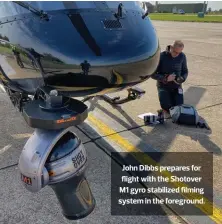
[{"x1": 170, "y1": 40, "x2": 184, "y2": 57}]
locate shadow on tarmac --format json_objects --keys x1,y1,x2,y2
[
  {"x1": 78, "y1": 85, "x2": 219, "y2": 218},
  {"x1": 86, "y1": 86, "x2": 221, "y2": 156},
  {"x1": 0, "y1": 85, "x2": 220, "y2": 222}
]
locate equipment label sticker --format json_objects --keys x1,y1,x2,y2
[
  {"x1": 21, "y1": 174, "x2": 32, "y2": 185},
  {"x1": 72, "y1": 151, "x2": 85, "y2": 169}
]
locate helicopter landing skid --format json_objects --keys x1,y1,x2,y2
[{"x1": 100, "y1": 86, "x2": 146, "y2": 105}]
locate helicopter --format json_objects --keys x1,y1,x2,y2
[
  {"x1": 0, "y1": 1, "x2": 160, "y2": 117},
  {"x1": 0, "y1": 1, "x2": 161, "y2": 219}
]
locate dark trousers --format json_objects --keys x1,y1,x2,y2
[{"x1": 157, "y1": 87, "x2": 184, "y2": 112}]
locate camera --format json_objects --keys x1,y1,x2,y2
[
  {"x1": 175, "y1": 75, "x2": 185, "y2": 84},
  {"x1": 172, "y1": 73, "x2": 184, "y2": 84}
]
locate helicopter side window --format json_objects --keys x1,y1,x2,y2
[
  {"x1": 26, "y1": 1, "x2": 65, "y2": 11},
  {"x1": 25, "y1": 1, "x2": 97, "y2": 11},
  {"x1": 0, "y1": 2, "x2": 31, "y2": 18},
  {"x1": 14, "y1": 1, "x2": 144, "y2": 12}
]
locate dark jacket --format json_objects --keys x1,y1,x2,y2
[{"x1": 152, "y1": 45, "x2": 188, "y2": 89}]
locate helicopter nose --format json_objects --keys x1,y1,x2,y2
[{"x1": 67, "y1": 13, "x2": 158, "y2": 64}]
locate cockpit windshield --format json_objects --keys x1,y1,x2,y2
[
  {"x1": 0, "y1": 1, "x2": 146, "y2": 20},
  {"x1": 25, "y1": 1, "x2": 145, "y2": 12}
]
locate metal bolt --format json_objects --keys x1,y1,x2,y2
[{"x1": 49, "y1": 90, "x2": 58, "y2": 96}]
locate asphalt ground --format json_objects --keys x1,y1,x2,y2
[
  {"x1": 79, "y1": 20, "x2": 222, "y2": 224},
  {"x1": 0, "y1": 91, "x2": 182, "y2": 224},
  {"x1": 0, "y1": 20, "x2": 222, "y2": 224}
]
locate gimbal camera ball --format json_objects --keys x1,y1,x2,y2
[{"x1": 18, "y1": 126, "x2": 96, "y2": 220}]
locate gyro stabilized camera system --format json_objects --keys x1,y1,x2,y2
[
  {"x1": 19, "y1": 126, "x2": 96, "y2": 220},
  {"x1": 18, "y1": 87, "x2": 96, "y2": 220}
]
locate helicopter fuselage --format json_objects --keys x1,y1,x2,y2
[{"x1": 0, "y1": 1, "x2": 160, "y2": 98}]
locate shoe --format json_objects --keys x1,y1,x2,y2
[{"x1": 163, "y1": 110, "x2": 171, "y2": 119}]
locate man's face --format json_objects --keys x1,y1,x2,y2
[{"x1": 170, "y1": 46, "x2": 183, "y2": 57}]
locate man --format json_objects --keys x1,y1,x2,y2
[
  {"x1": 12, "y1": 47, "x2": 24, "y2": 68},
  {"x1": 80, "y1": 60, "x2": 91, "y2": 75},
  {"x1": 151, "y1": 40, "x2": 188, "y2": 118}
]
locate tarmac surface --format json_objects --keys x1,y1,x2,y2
[
  {"x1": 1, "y1": 20, "x2": 222, "y2": 224},
  {"x1": 0, "y1": 92, "x2": 182, "y2": 224}
]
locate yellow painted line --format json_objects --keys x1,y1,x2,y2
[
  {"x1": 47, "y1": 85, "x2": 98, "y2": 91},
  {"x1": 87, "y1": 114, "x2": 222, "y2": 224},
  {"x1": 98, "y1": 70, "x2": 123, "y2": 95},
  {"x1": 0, "y1": 84, "x2": 6, "y2": 93},
  {"x1": 0, "y1": 144, "x2": 12, "y2": 155},
  {"x1": 11, "y1": 133, "x2": 32, "y2": 139},
  {"x1": 0, "y1": 73, "x2": 8, "y2": 83}
]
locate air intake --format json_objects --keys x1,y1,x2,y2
[{"x1": 103, "y1": 20, "x2": 122, "y2": 29}]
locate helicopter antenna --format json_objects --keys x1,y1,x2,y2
[{"x1": 114, "y1": 3, "x2": 123, "y2": 20}]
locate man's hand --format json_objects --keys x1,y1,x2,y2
[
  {"x1": 167, "y1": 74, "x2": 176, "y2": 82},
  {"x1": 174, "y1": 76, "x2": 185, "y2": 84}
]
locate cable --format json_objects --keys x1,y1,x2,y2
[
  {"x1": 0, "y1": 163, "x2": 18, "y2": 171},
  {"x1": 197, "y1": 102, "x2": 222, "y2": 111},
  {"x1": 78, "y1": 124, "x2": 147, "y2": 142},
  {"x1": 186, "y1": 83, "x2": 222, "y2": 87},
  {"x1": 183, "y1": 83, "x2": 222, "y2": 110},
  {"x1": 76, "y1": 124, "x2": 189, "y2": 223}
]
